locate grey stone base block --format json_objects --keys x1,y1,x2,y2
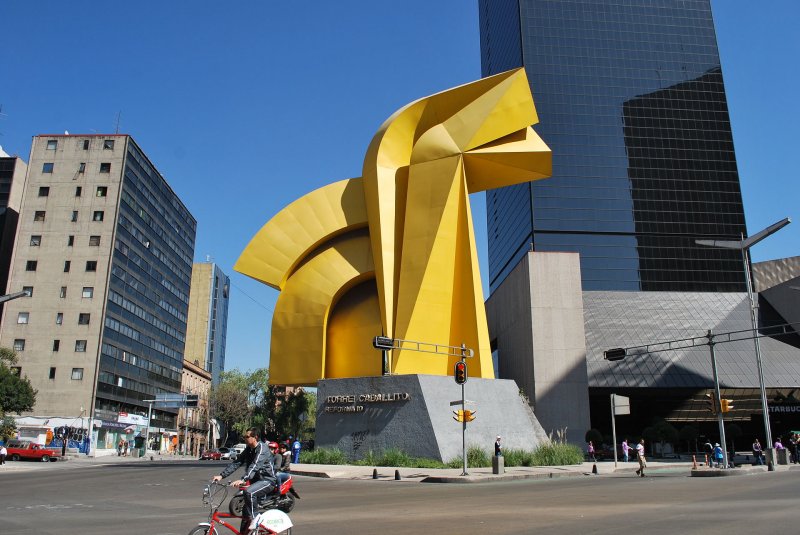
[{"x1": 316, "y1": 374, "x2": 550, "y2": 462}]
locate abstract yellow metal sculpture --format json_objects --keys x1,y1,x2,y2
[{"x1": 235, "y1": 68, "x2": 551, "y2": 385}]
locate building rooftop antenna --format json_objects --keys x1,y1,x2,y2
[{"x1": 114, "y1": 111, "x2": 122, "y2": 134}]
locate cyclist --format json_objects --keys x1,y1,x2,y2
[{"x1": 212, "y1": 427, "x2": 276, "y2": 535}]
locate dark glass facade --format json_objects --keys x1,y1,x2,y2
[
  {"x1": 96, "y1": 139, "x2": 196, "y2": 429},
  {"x1": 480, "y1": 0, "x2": 747, "y2": 292}
]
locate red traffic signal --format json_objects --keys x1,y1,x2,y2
[{"x1": 454, "y1": 361, "x2": 467, "y2": 385}]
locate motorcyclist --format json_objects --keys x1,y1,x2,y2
[
  {"x1": 212, "y1": 428, "x2": 276, "y2": 535},
  {"x1": 268, "y1": 441, "x2": 284, "y2": 471}
]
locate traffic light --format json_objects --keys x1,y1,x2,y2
[
  {"x1": 720, "y1": 399, "x2": 734, "y2": 413},
  {"x1": 453, "y1": 410, "x2": 464, "y2": 422},
  {"x1": 454, "y1": 361, "x2": 468, "y2": 385},
  {"x1": 704, "y1": 393, "x2": 718, "y2": 414},
  {"x1": 185, "y1": 394, "x2": 199, "y2": 408},
  {"x1": 463, "y1": 410, "x2": 476, "y2": 422}
]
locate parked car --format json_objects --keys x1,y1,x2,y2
[
  {"x1": 220, "y1": 447, "x2": 237, "y2": 460},
  {"x1": 231, "y1": 443, "x2": 246, "y2": 455},
  {"x1": 6, "y1": 440, "x2": 62, "y2": 462},
  {"x1": 200, "y1": 448, "x2": 224, "y2": 460}
]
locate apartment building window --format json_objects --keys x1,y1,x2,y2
[
  {"x1": 89, "y1": 235, "x2": 101, "y2": 246},
  {"x1": 47, "y1": 140, "x2": 58, "y2": 150},
  {"x1": 17, "y1": 312, "x2": 29, "y2": 324},
  {"x1": 30, "y1": 235, "x2": 41, "y2": 246},
  {"x1": 60, "y1": 286, "x2": 67, "y2": 298},
  {"x1": 49, "y1": 367, "x2": 56, "y2": 380},
  {"x1": 82, "y1": 287, "x2": 94, "y2": 298},
  {"x1": 83, "y1": 139, "x2": 90, "y2": 150},
  {"x1": 56, "y1": 313, "x2": 63, "y2": 325},
  {"x1": 64, "y1": 261, "x2": 71, "y2": 272},
  {"x1": 22, "y1": 286, "x2": 33, "y2": 297},
  {"x1": 85, "y1": 261, "x2": 97, "y2": 272},
  {"x1": 42, "y1": 163, "x2": 54, "y2": 173},
  {"x1": 93, "y1": 211, "x2": 104, "y2": 221},
  {"x1": 96, "y1": 186, "x2": 108, "y2": 197},
  {"x1": 71, "y1": 211, "x2": 78, "y2": 222},
  {"x1": 34, "y1": 211, "x2": 45, "y2": 222},
  {"x1": 71, "y1": 368, "x2": 84, "y2": 380},
  {"x1": 78, "y1": 162, "x2": 86, "y2": 173},
  {"x1": 25, "y1": 260, "x2": 37, "y2": 271},
  {"x1": 38, "y1": 186, "x2": 50, "y2": 197},
  {"x1": 99, "y1": 163, "x2": 111, "y2": 173},
  {"x1": 103, "y1": 139, "x2": 115, "y2": 150},
  {"x1": 53, "y1": 340, "x2": 60, "y2": 352},
  {"x1": 75, "y1": 186, "x2": 82, "y2": 197},
  {"x1": 13, "y1": 339, "x2": 25, "y2": 351},
  {"x1": 68, "y1": 235, "x2": 74, "y2": 246},
  {"x1": 78, "y1": 313, "x2": 90, "y2": 325},
  {"x1": 75, "y1": 340, "x2": 87, "y2": 352}
]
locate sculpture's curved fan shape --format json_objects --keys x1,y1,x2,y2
[{"x1": 236, "y1": 68, "x2": 551, "y2": 385}]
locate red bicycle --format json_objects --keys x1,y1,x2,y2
[{"x1": 188, "y1": 481, "x2": 293, "y2": 535}]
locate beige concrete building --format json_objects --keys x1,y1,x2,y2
[
  {"x1": 185, "y1": 261, "x2": 229, "y2": 384},
  {"x1": 0, "y1": 134, "x2": 196, "y2": 455}
]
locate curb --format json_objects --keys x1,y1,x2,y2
[{"x1": 421, "y1": 471, "x2": 585, "y2": 483}]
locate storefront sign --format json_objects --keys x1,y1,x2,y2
[{"x1": 118, "y1": 412, "x2": 149, "y2": 425}]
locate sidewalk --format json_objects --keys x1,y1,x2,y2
[{"x1": 2, "y1": 453, "x2": 793, "y2": 481}]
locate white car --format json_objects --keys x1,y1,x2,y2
[{"x1": 219, "y1": 447, "x2": 237, "y2": 461}]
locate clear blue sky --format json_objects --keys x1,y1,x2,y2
[{"x1": 1, "y1": 1, "x2": 797, "y2": 374}]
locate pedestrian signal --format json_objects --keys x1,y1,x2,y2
[
  {"x1": 704, "y1": 393, "x2": 718, "y2": 414},
  {"x1": 454, "y1": 361, "x2": 467, "y2": 385},
  {"x1": 720, "y1": 399, "x2": 734, "y2": 413},
  {"x1": 463, "y1": 410, "x2": 476, "y2": 422},
  {"x1": 453, "y1": 410, "x2": 464, "y2": 422}
]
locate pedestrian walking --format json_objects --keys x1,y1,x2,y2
[
  {"x1": 790, "y1": 434, "x2": 799, "y2": 464},
  {"x1": 117, "y1": 439, "x2": 124, "y2": 457},
  {"x1": 291, "y1": 438, "x2": 302, "y2": 464},
  {"x1": 587, "y1": 440, "x2": 596, "y2": 462},
  {"x1": 621, "y1": 438, "x2": 630, "y2": 462},
  {"x1": 0, "y1": 443, "x2": 7, "y2": 465},
  {"x1": 495, "y1": 435, "x2": 502, "y2": 457},
  {"x1": 703, "y1": 439, "x2": 714, "y2": 467},
  {"x1": 713, "y1": 443, "x2": 724, "y2": 468},
  {"x1": 752, "y1": 438, "x2": 764, "y2": 466},
  {"x1": 635, "y1": 439, "x2": 646, "y2": 477}
]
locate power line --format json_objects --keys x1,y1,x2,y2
[{"x1": 230, "y1": 279, "x2": 274, "y2": 313}]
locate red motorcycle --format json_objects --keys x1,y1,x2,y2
[{"x1": 228, "y1": 474, "x2": 299, "y2": 516}]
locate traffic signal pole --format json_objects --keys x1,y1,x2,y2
[
  {"x1": 707, "y1": 330, "x2": 729, "y2": 469},
  {"x1": 460, "y1": 344, "x2": 468, "y2": 476}
]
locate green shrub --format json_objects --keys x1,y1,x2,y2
[
  {"x1": 503, "y1": 448, "x2": 534, "y2": 467},
  {"x1": 299, "y1": 447, "x2": 347, "y2": 465},
  {"x1": 531, "y1": 442, "x2": 583, "y2": 466}
]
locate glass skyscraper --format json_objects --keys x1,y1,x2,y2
[{"x1": 480, "y1": 0, "x2": 747, "y2": 292}]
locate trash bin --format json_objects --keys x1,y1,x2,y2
[
  {"x1": 776, "y1": 448, "x2": 789, "y2": 465},
  {"x1": 492, "y1": 455, "x2": 504, "y2": 474}
]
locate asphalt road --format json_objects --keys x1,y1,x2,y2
[{"x1": 1, "y1": 461, "x2": 797, "y2": 534}]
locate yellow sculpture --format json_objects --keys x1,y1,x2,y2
[{"x1": 235, "y1": 68, "x2": 551, "y2": 385}]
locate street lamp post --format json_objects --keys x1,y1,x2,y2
[{"x1": 696, "y1": 216, "x2": 791, "y2": 456}]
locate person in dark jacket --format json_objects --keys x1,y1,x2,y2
[{"x1": 212, "y1": 428, "x2": 276, "y2": 535}]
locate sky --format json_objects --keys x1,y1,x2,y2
[{"x1": 1, "y1": 1, "x2": 797, "y2": 374}]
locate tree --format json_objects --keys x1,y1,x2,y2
[
  {"x1": 678, "y1": 424, "x2": 699, "y2": 453},
  {"x1": 0, "y1": 415, "x2": 17, "y2": 442},
  {"x1": 585, "y1": 428, "x2": 603, "y2": 445},
  {"x1": 0, "y1": 347, "x2": 36, "y2": 416},
  {"x1": 209, "y1": 370, "x2": 250, "y2": 445},
  {"x1": 647, "y1": 419, "x2": 678, "y2": 457}
]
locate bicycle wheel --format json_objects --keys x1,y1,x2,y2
[
  {"x1": 187, "y1": 526, "x2": 218, "y2": 535},
  {"x1": 228, "y1": 495, "x2": 245, "y2": 516}
]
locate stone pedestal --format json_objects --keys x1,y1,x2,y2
[
  {"x1": 492, "y1": 455, "x2": 504, "y2": 474},
  {"x1": 316, "y1": 374, "x2": 549, "y2": 462}
]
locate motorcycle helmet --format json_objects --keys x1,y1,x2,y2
[{"x1": 268, "y1": 441, "x2": 279, "y2": 450}]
